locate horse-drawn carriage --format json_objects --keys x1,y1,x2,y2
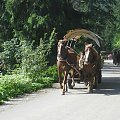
[{"x1": 57, "y1": 29, "x2": 103, "y2": 95}]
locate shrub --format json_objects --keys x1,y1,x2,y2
[
  {"x1": 0, "y1": 65, "x2": 58, "y2": 103},
  {"x1": 42, "y1": 65, "x2": 58, "y2": 82},
  {"x1": 0, "y1": 74, "x2": 45, "y2": 103}
]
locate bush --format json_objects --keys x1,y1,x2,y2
[
  {"x1": 0, "y1": 74, "x2": 44, "y2": 103},
  {"x1": 42, "y1": 65, "x2": 58, "y2": 83},
  {"x1": 0, "y1": 64, "x2": 58, "y2": 103}
]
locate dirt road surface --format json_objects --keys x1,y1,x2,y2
[{"x1": 0, "y1": 60, "x2": 120, "y2": 120}]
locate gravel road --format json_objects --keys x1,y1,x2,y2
[{"x1": 0, "y1": 60, "x2": 120, "y2": 120}]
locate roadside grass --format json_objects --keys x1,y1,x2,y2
[{"x1": 0, "y1": 65, "x2": 58, "y2": 104}]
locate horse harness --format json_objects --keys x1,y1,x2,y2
[{"x1": 57, "y1": 44, "x2": 80, "y2": 76}]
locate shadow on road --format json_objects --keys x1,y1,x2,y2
[
  {"x1": 94, "y1": 77, "x2": 120, "y2": 96},
  {"x1": 66, "y1": 76, "x2": 120, "y2": 96},
  {"x1": 68, "y1": 60, "x2": 120, "y2": 95},
  {"x1": 94, "y1": 60, "x2": 120, "y2": 95}
]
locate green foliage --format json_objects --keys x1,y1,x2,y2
[
  {"x1": 0, "y1": 38, "x2": 21, "y2": 72},
  {"x1": 0, "y1": 74, "x2": 34, "y2": 101},
  {"x1": 42, "y1": 65, "x2": 58, "y2": 82},
  {"x1": 0, "y1": 26, "x2": 56, "y2": 75},
  {"x1": 113, "y1": 33, "x2": 120, "y2": 48},
  {"x1": 0, "y1": 71, "x2": 56, "y2": 103},
  {"x1": 112, "y1": 0, "x2": 120, "y2": 49},
  {"x1": 1, "y1": 0, "x2": 119, "y2": 54},
  {"x1": 27, "y1": 13, "x2": 48, "y2": 28},
  {"x1": 20, "y1": 39, "x2": 48, "y2": 81},
  {"x1": 20, "y1": 29, "x2": 56, "y2": 80},
  {"x1": 69, "y1": 0, "x2": 117, "y2": 51}
]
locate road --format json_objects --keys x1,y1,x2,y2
[{"x1": 0, "y1": 60, "x2": 120, "y2": 120}]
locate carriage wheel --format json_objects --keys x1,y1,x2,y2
[{"x1": 98, "y1": 69, "x2": 102, "y2": 83}]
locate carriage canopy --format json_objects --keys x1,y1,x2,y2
[{"x1": 63, "y1": 29, "x2": 103, "y2": 47}]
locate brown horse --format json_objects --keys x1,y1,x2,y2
[
  {"x1": 83, "y1": 44, "x2": 100, "y2": 93},
  {"x1": 57, "y1": 40, "x2": 79, "y2": 95}
]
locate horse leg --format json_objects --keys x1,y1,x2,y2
[
  {"x1": 68, "y1": 73, "x2": 75, "y2": 89},
  {"x1": 93, "y1": 74, "x2": 98, "y2": 89},
  {"x1": 88, "y1": 75, "x2": 93, "y2": 93},
  {"x1": 72, "y1": 76, "x2": 75, "y2": 88},
  {"x1": 62, "y1": 71, "x2": 68, "y2": 95},
  {"x1": 58, "y1": 71, "x2": 63, "y2": 89},
  {"x1": 71, "y1": 71, "x2": 75, "y2": 88},
  {"x1": 68, "y1": 73, "x2": 73, "y2": 89},
  {"x1": 84, "y1": 74, "x2": 88, "y2": 87}
]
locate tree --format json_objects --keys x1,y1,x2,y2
[
  {"x1": 0, "y1": 0, "x2": 119, "y2": 71},
  {"x1": 112, "y1": 0, "x2": 120, "y2": 48}
]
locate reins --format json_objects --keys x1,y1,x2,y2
[
  {"x1": 66, "y1": 60, "x2": 80, "y2": 76},
  {"x1": 65, "y1": 46, "x2": 80, "y2": 76},
  {"x1": 66, "y1": 46, "x2": 79, "y2": 55}
]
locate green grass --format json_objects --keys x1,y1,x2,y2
[
  {"x1": 0, "y1": 74, "x2": 55, "y2": 103},
  {"x1": 0, "y1": 65, "x2": 58, "y2": 104}
]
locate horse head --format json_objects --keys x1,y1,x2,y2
[
  {"x1": 57, "y1": 40, "x2": 68, "y2": 61},
  {"x1": 84, "y1": 44, "x2": 95, "y2": 64}
]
